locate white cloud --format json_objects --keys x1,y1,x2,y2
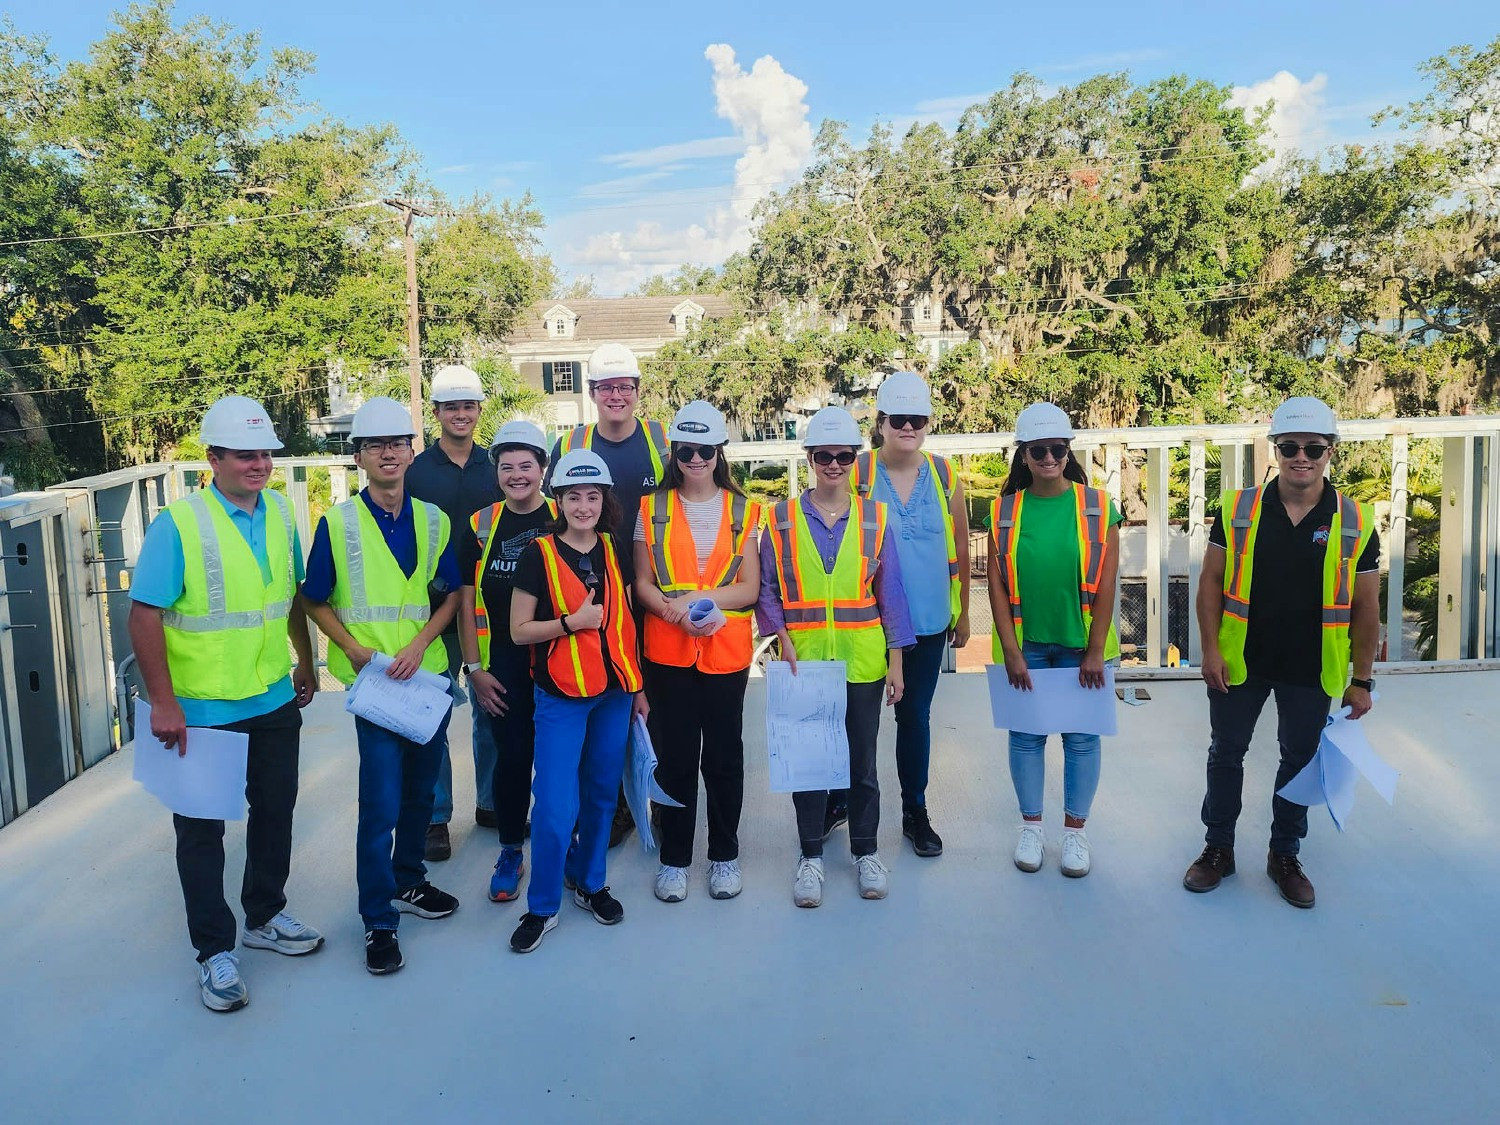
[
  {"x1": 1039, "y1": 48, "x2": 1167, "y2": 74},
  {"x1": 601, "y1": 136, "x2": 742, "y2": 168},
  {"x1": 561, "y1": 44, "x2": 813, "y2": 292},
  {"x1": 434, "y1": 163, "x2": 474, "y2": 175},
  {"x1": 1231, "y1": 71, "x2": 1330, "y2": 170},
  {"x1": 576, "y1": 171, "x2": 674, "y2": 198}
]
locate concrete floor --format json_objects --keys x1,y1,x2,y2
[{"x1": 1, "y1": 671, "x2": 1497, "y2": 1124}]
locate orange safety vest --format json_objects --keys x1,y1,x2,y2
[
  {"x1": 470, "y1": 497, "x2": 557, "y2": 667},
  {"x1": 639, "y1": 489, "x2": 761, "y2": 673},
  {"x1": 533, "y1": 533, "x2": 643, "y2": 697},
  {"x1": 990, "y1": 482, "x2": 1119, "y2": 661}
]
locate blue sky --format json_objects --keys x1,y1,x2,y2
[{"x1": 10, "y1": 1, "x2": 1497, "y2": 291}]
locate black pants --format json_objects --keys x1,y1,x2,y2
[
  {"x1": 645, "y1": 660, "x2": 749, "y2": 868},
  {"x1": 794, "y1": 680, "x2": 884, "y2": 859},
  {"x1": 1201, "y1": 675, "x2": 1331, "y2": 857},
  {"x1": 486, "y1": 650, "x2": 537, "y2": 847},
  {"x1": 173, "y1": 699, "x2": 302, "y2": 961}
]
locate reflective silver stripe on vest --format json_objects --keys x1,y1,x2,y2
[
  {"x1": 332, "y1": 499, "x2": 432, "y2": 626},
  {"x1": 1223, "y1": 488, "x2": 1259, "y2": 619},
  {"x1": 475, "y1": 504, "x2": 498, "y2": 547},
  {"x1": 720, "y1": 493, "x2": 749, "y2": 584},
  {"x1": 772, "y1": 501, "x2": 802, "y2": 605},
  {"x1": 858, "y1": 498, "x2": 880, "y2": 562},
  {"x1": 1323, "y1": 493, "x2": 1363, "y2": 625},
  {"x1": 649, "y1": 491, "x2": 674, "y2": 591},
  {"x1": 993, "y1": 492, "x2": 1023, "y2": 621},
  {"x1": 783, "y1": 604, "x2": 882, "y2": 625},
  {"x1": 1079, "y1": 488, "x2": 1106, "y2": 610},
  {"x1": 161, "y1": 491, "x2": 292, "y2": 632}
]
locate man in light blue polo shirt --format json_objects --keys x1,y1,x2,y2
[{"x1": 128, "y1": 396, "x2": 322, "y2": 1013}]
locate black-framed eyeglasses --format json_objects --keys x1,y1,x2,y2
[
  {"x1": 673, "y1": 443, "x2": 718, "y2": 463},
  {"x1": 1025, "y1": 442, "x2": 1069, "y2": 462},
  {"x1": 591, "y1": 382, "x2": 638, "y2": 398},
  {"x1": 811, "y1": 450, "x2": 857, "y2": 466},
  {"x1": 1274, "y1": 441, "x2": 1331, "y2": 460},
  {"x1": 358, "y1": 438, "x2": 413, "y2": 454},
  {"x1": 887, "y1": 414, "x2": 929, "y2": 431}
]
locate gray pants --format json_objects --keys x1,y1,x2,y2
[{"x1": 793, "y1": 679, "x2": 884, "y2": 858}]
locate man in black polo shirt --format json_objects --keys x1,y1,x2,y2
[
  {"x1": 1186, "y1": 397, "x2": 1380, "y2": 909},
  {"x1": 405, "y1": 364, "x2": 501, "y2": 860}
]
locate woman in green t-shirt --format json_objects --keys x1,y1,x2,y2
[{"x1": 986, "y1": 402, "x2": 1121, "y2": 880}]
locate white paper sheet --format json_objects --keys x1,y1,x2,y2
[
  {"x1": 765, "y1": 660, "x2": 850, "y2": 793},
  {"x1": 344, "y1": 651, "x2": 454, "y2": 743},
  {"x1": 624, "y1": 715, "x2": 685, "y2": 852},
  {"x1": 131, "y1": 699, "x2": 250, "y2": 820},
  {"x1": 985, "y1": 665, "x2": 1118, "y2": 736},
  {"x1": 1278, "y1": 706, "x2": 1398, "y2": 831}
]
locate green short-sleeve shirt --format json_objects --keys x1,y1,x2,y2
[{"x1": 1014, "y1": 489, "x2": 1124, "y2": 649}]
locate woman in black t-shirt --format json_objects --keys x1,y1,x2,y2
[{"x1": 458, "y1": 421, "x2": 555, "y2": 904}]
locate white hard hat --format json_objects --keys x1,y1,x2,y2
[
  {"x1": 876, "y1": 371, "x2": 932, "y2": 416},
  {"x1": 429, "y1": 364, "x2": 484, "y2": 403},
  {"x1": 1269, "y1": 396, "x2": 1338, "y2": 439},
  {"x1": 669, "y1": 400, "x2": 728, "y2": 445},
  {"x1": 586, "y1": 342, "x2": 641, "y2": 383},
  {"x1": 551, "y1": 448, "x2": 614, "y2": 489},
  {"x1": 802, "y1": 406, "x2": 863, "y2": 448},
  {"x1": 490, "y1": 419, "x2": 549, "y2": 459},
  {"x1": 1014, "y1": 402, "x2": 1074, "y2": 443},
  {"x1": 349, "y1": 396, "x2": 417, "y2": 441},
  {"x1": 200, "y1": 395, "x2": 283, "y2": 451}
]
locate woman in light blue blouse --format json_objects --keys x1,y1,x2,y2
[{"x1": 850, "y1": 372, "x2": 970, "y2": 857}]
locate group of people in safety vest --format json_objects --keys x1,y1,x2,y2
[{"x1": 131, "y1": 341, "x2": 1379, "y2": 1006}]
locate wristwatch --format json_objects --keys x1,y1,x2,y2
[
  {"x1": 1350, "y1": 677, "x2": 1373, "y2": 691},
  {"x1": 463, "y1": 661, "x2": 483, "y2": 676}
]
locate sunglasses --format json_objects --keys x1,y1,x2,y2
[
  {"x1": 887, "y1": 414, "x2": 929, "y2": 431},
  {"x1": 1274, "y1": 441, "x2": 1331, "y2": 460},
  {"x1": 673, "y1": 444, "x2": 718, "y2": 463},
  {"x1": 1025, "y1": 442, "x2": 1070, "y2": 462},
  {"x1": 574, "y1": 553, "x2": 600, "y2": 590},
  {"x1": 811, "y1": 450, "x2": 858, "y2": 466}
]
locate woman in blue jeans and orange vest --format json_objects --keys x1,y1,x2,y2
[
  {"x1": 758, "y1": 406, "x2": 914, "y2": 907},
  {"x1": 849, "y1": 372, "x2": 970, "y2": 857},
  {"x1": 634, "y1": 401, "x2": 762, "y2": 904},
  {"x1": 988, "y1": 402, "x2": 1121, "y2": 879},
  {"x1": 507, "y1": 448, "x2": 646, "y2": 953}
]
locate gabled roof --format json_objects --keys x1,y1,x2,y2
[{"x1": 505, "y1": 294, "x2": 735, "y2": 345}]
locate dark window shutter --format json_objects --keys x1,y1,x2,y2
[{"x1": 542, "y1": 361, "x2": 554, "y2": 393}]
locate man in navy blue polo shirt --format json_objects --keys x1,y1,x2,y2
[{"x1": 405, "y1": 364, "x2": 502, "y2": 861}]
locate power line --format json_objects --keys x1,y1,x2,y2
[{"x1": 0, "y1": 200, "x2": 387, "y2": 249}]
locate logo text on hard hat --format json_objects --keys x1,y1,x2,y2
[
  {"x1": 678, "y1": 421, "x2": 710, "y2": 434},
  {"x1": 567, "y1": 466, "x2": 602, "y2": 478}
]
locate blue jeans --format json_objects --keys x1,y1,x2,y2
[
  {"x1": 1006, "y1": 642, "x2": 1102, "y2": 821},
  {"x1": 528, "y1": 687, "x2": 633, "y2": 917},
  {"x1": 894, "y1": 631, "x2": 947, "y2": 810},
  {"x1": 432, "y1": 635, "x2": 498, "y2": 822},
  {"x1": 356, "y1": 710, "x2": 451, "y2": 930}
]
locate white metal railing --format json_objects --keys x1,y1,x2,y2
[{"x1": 1, "y1": 415, "x2": 1496, "y2": 824}]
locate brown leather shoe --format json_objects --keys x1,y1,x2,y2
[
  {"x1": 1267, "y1": 851, "x2": 1315, "y2": 908},
  {"x1": 1183, "y1": 845, "x2": 1235, "y2": 892},
  {"x1": 424, "y1": 822, "x2": 451, "y2": 863}
]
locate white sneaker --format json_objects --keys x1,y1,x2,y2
[
  {"x1": 1014, "y1": 822, "x2": 1045, "y2": 873},
  {"x1": 242, "y1": 910, "x2": 325, "y2": 956},
  {"x1": 654, "y1": 865, "x2": 688, "y2": 903},
  {"x1": 1061, "y1": 828, "x2": 1092, "y2": 878},
  {"x1": 199, "y1": 951, "x2": 248, "y2": 1012},
  {"x1": 708, "y1": 860, "x2": 742, "y2": 900},
  {"x1": 792, "y1": 856, "x2": 825, "y2": 908},
  {"x1": 854, "y1": 852, "x2": 889, "y2": 899}
]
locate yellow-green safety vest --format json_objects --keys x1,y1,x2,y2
[
  {"x1": 768, "y1": 496, "x2": 890, "y2": 683},
  {"x1": 851, "y1": 449, "x2": 962, "y2": 629},
  {"x1": 989, "y1": 483, "x2": 1119, "y2": 662},
  {"x1": 324, "y1": 496, "x2": 451, "y2": 685},
  {"x1": 1218, "y1": 484, "x2": 1375, "y2": 698},
  {"x1": 560, "y1": 419, "x2": 669, "y2": 486},
  {"x1": 161, "y1": 489, "x2": 296, "y2": 700}
]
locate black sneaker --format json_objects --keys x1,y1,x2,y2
[
  {"x1": 424, "y1": 822, "x2": 451, "y2": 862},
  {"x1": 609, "y1": 804, "x2": 636, "y2": 848},
  {"x1": 474, "y1": 806, "x2": 498, "y2": 829},
  {"x1": 510, "y1": 912, "x2": 558, "y2": 953},
  {"x1": 393, "y1": 881, "x2": 459, "y2": 919},
  {"x1": 364, "y1": 929, "x2": 403, "y2": 975},
  {"x1": 573, "y1": 885, "x2": 625, "y2": 925},
  {"x1": 821, "y1": 802, "x2": 848, "y2": 841},
  {"x1": 903, "y1": 807, "x2": 944, "y2": 858}
]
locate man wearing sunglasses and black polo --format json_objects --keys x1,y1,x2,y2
[{"x1": 1185, "y1": 397, "x2": 1380, "y2": 909}]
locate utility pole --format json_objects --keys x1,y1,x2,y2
[{"x1": 384, "y1": 198, "x2": 434, "y2": 449}]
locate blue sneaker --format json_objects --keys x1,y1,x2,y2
[{"x1": 489, "y1": 847, "x2": 525, "y2": 902}]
